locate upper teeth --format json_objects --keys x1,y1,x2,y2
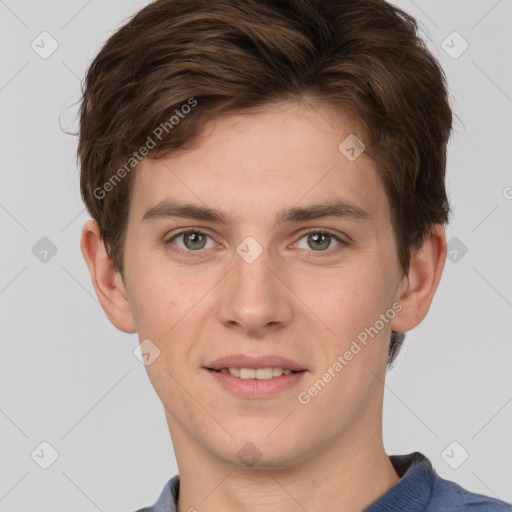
[{"x1": 220, "y1": 367, "x2": 295, "y2": 379}]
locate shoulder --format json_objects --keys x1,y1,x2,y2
[
  {"x1": 133, "y1": 475, "x2": 180, "y2": 512},
  {"x1": 427, "y1": 474, "x2": 511, "y2": 512},
  {"x1": 384, "y1": 452, "x2": 511, "y2": 512}
]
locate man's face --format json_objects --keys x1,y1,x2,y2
[{"x1": 121, "y1": 99, "x2": 405, "y2": 468}]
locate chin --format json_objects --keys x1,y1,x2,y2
[{"x1": 215, "y1": 429, "x2": 305, "y2": 469}]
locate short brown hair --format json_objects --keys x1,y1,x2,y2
[{"x1": 76, "y1": 0, "x2": 453, "y2": 365}]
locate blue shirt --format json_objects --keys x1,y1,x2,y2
[{"x1": 135, "y1": 452, "x2": 511, "y2": 511}]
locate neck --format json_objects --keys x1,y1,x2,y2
[{"x1": 168, "y1": 414, "x2": 400, "y2": 512}]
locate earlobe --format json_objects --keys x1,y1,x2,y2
[
  {"x1": 80, "y1": 219, "x2": 137, "y2": 333},
  {"x1": 390, "y1": 224, "x2": 447, "y2": 333}
]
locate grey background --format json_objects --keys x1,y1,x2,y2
[{"x1": 1, "y1": 0, "x2": 511, "y2": 510}]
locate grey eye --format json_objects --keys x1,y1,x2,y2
[{"x1": 296, "y1": 232, "x2": 342, "y2": 251}]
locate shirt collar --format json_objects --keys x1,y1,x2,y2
[{"x1": 363, "y1": 452, "x2": 435, "y2": 512}]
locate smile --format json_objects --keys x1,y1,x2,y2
[{"x1": 211, "y1": 367, "x2": 300, "y2": 379}]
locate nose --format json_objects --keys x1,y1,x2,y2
[{"x1": 217, "y1": 246, "x2": 293, "y2": 337}]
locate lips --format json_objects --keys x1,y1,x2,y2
[
  {"x1": 206, "y1": 353, "x2": 307, "y2": 372},
  {"x1": 206, "y1": 354, "x2": 307, "y2": 398}
]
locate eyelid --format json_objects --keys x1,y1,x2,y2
[
  {"x1": 164, "y1": 228, "x2": 219, "y2": 256},
  {"x1": 291, "y1": 227, "x2": 347, "y2": 255},
  {"x1": 294, "y1": 227, "x2": 346, "y2": 244}
]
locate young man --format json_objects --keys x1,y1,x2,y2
[{"x1": 78, "y1": 0, "x2": 510, "y2": 510}]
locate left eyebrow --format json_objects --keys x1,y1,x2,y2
[
  {"x1": 141, "y1": 197, "x2": 371, "y2": 227},
  {"x1": 273, "y1": 197, "x2": 371, "y2": 227}
]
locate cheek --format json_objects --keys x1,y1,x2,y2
[
  {"x1": 333, "y1": 276, "x2": 397, "y2": 373},
  {"x1": 126, "y1": 245, "x2": 187, "y2": 333},
  {"x1": 128, "y1": 277, "x2": 177, "y2": 336},
  {"x1": 127, "y1": 258, "x2": 204, "y2": 358},
  {"x1": 320, "y1": 265, "x2": 391, "y2": 337}
]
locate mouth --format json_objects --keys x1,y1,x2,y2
[
  {"x1": 204, "y1": 354, "x2": 307, "y2": 397},
  {"x1": 207, "y1": 367, "x2": 305, "y2": 380},
  {"x1": 206, "y1": 366, "x2": 307, "y2": 398}
]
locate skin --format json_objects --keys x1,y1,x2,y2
[{"x1": 81, "y1": 97, "x2": 446, "y2": 512}]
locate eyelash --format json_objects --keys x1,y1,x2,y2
[{"x1": 164, "y1": 228, "x2": 347, "y2": 259}]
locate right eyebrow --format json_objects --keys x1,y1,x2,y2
[{"x1": 142, "y1": 200, "x2": 228, "y2": 224}]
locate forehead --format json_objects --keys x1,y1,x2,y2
[{"x1": 129, "y1": 99, "x2": 390, "y2": 226}]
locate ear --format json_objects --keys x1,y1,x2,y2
[
  {"x1": 390, "y1": 223, "x2": 446, "y2": 332},
  {"x1": 80, "y1": 219, "x2": 137, "y2": 333}
]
